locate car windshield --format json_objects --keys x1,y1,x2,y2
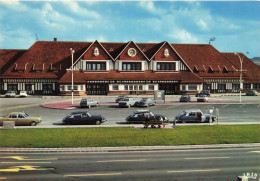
[
  {"x1": 141, "y1": 98, "x2": 148, "y2": 101},
  {"x1": 123, "y1": 98, "x2": 130, "y2": 101},
  {"x1": 23, "y1": 113, "x2": 29, "y2": 118}
]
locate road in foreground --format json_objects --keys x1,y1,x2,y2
[{"x1": 0, "y1": 148, "x2": 259, "y2": 181}]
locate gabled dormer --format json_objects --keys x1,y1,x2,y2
[
  {"x1": 73, "y1": 40, "x2": 114, "y2": 72},
  {"x1": 115, "y1": 41, "x2": 149, "y2": 72},
  {"x1": 150, "y1": 41, "x2": 190, "y2": 72}
]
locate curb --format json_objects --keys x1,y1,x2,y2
[{"x1": 0, "y1": 143, "x2": 259, "y2": 153}]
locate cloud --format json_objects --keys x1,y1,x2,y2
[
  {"x1": 169, "y1": 29, "x2": 199, "y2": 43},
  {"x1": 61, "y1": 1, "x2": 100, "y2": 19},
  {"x1": 138, "y1": 1, "x2": 165, "y2": 15},
  {"x1": 198, "y1": 19, "x2": 209, "y2": 31}
]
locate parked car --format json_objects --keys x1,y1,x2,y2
[
  {"x1": 136, "y1": 97, "x2": 156, "y2": 107},
  {"x1": 246, "y1": 90, "x2": 258, "y2": 96},
  {"x1": 115, "y1": 95, "x2": 126, "y2": 103},
  {"x1": 0, "y1": 112, "x2": 41, "y2": 126},
  {"x1": 126, "y1": 110, "x2": 168, "y2": 124},
  {"x1": 197, "y1": 95, "x2": 209, "y2": 102},
  {"x1": 175, "y1": 109, "x2": 216, "y2": 123},
  {"x1": 195, "y1": 90, "x2": 210, "y2": 97},
  {"x1": 80, "y1": 98, "x2": 98, "y2": 108},
  {"x1": 180, "y1": 94, "x2": 191, "y2": 102},
  {"x1": 119, "y1": 97, "x2": 137, "y2": 108},
  {"x1": 62, "y1": 111, "x2": 106, "y2": 125},
  {"x1": 5, "y1": 91, "x2": 16, "y2": 97},
  {"x1": 19, "y1": 91, "x2": 28, "y2": 97}
]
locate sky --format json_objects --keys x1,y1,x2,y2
[{"x1": 0, "y1": 1, "x2": 259, "y2": 58}]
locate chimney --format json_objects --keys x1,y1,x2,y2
[{"x1": 54, "y1": 37, "x2": 57, "y2": 41}]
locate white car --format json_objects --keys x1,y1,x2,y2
[
  {"x1": 197, "y1": 95, "x2": 209, "y2": 102},
  {"x1": 5, "y1": 91, "x2": 16, "y2": 97},
  {"x1": 19, "y1": 91, "x2": 28, "y2": 97}
]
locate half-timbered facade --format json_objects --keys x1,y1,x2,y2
[{"x1": 1, "y1": 40, "x2": 259, "y2": 95}]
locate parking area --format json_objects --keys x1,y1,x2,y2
[{"x1": 0, "y1": 94, "x2": 259, "y2": 127}]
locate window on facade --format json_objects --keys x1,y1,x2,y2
[
  {"x1": 122, "y1": 62, "x2": 141, "y2": 71},
  {"x1": 157, "y1": 62, "x2": 175, "y2": 71},
  {"x1": 253, "y1": 84, "x2": 260, "y2": 89},
  {"x1": 244, "y1": 83, "x2": 251, "y2": 89},
  {"x1": 124, "y1": 85, "x2": 128, "y2": 90},
  {"x1": 188, "y1": 85, "x2": 197, "y2": 91},
  {"x1": 148, "y1": 85, "x2": 154, "y2": 90},
  {"x1": 60, "y1": 85, "x2": 65, "y2": 91},
  {"x1": 86, "y1": 62, "x2": 106, "y2": 71},
  {"x1": 129, "y1": 85, "x2": 133, "y2": 90},
  {"x1": 112, "y1": 85, "x2": 119, "y2": 90}
]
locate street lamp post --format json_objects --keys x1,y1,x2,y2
[
  {"x1": 70, "y1": 48, "x2": 75, "y2": 104},
  {"x1": 234, "y1": 53, "x2": 244, "y2": 103}
]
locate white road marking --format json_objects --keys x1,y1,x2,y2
[
  {"x1": 64, "y1": 173, "x2": 122, "y2": 177},
  {"x1": 185, "y1": 157, "x2": 229, "y2": 160},
  {"x1": 97, "y1": 159, "x2": 146, "y2": 163},
  {"x1": 221, "y1": 104, "x2": 229, "y2": 109},
  {"x1": 168, "y1": 169, "x2": 220, "y2": 173},
  {"x1": 239, "y1": 104, "x2": 246, "y2": 108},
  {"x1": 249, "y1": 151, "x2": 260, "y2": 153}
]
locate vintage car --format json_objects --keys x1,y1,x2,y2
[
  {"x1": 175, "y1": 109, "x2": 216, "y2": 123},
  {"x1": 80, "y1": 98, "x2": 98, "y2": 108},
  {"x1": 62, "y1": 111, "x2": 106, "y2": 125},
  {"x1": 195, "y1": 90, "x2": 210, "y2": 97},
  {"x1": 136, "y1": 97, "x2": 156, "y2": 107},
  {"x1": 115, "y1": 95, "x2": 126, "y2": 103},
  {"x1": 0, "y1": 112, "x2": 41, "y2": 126},
  {"x1": 19, "y1": 91, "x2": 28, "y2": 97},
  {"x1": 5, "y1": 91, "x2": 16, "y2": 98},
  {"x1": 246, "y1": 90, "x2": 258, "y2": 96},
  {"x1": 197, "y1": 95, "x2": 209, "y2": 102},
  {"x1": 119, "y1": 97, "x2": 137, "y2": 108},
  {"x1": 180, "y1": 94, "x2": 191, "y2": 102},
  {"x1": 125, "y1": 110, "x2": 168, "y2": 124}
]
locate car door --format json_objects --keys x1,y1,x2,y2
[
  {"x1": 8, "y1": 114, "x2": 18, "y2": 125},
  {"x1": 81, "y1": 113, "x2": 91, "y2": 124},
  {"x1": 188, "y1": 112, "x2": 197, "y2": 122},
  {"x1": 17, "y1": 113, "x2": 27, "y2": 125}
]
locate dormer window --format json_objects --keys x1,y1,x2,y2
[
  {"x1": 93, "y1": 47, "x2": 99, "y2": 56},
  {"x1": 164, "y1": 48, "x2": 169, "y2": 57}
]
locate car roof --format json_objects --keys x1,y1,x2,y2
[
  {"x1": 184, "y1": 109, "x2": 202, "y2": 113},
  {"x1": 134, "y1": 109, "x2": 150, "y2": 113},
  {"x1": 71, "y1": 111, "x2": 88, "y2": 114}
]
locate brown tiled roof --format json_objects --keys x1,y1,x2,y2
[
  {"x1": 0, "y1": 49, "x2": 26, "y2": 75},
  {"x1": 222, "y1": 53, "x2": 260, "y2": 83},
  {"x1": 58, "y1": 70, "x2": 204, "y2": 84},
  {"x1": 171, "y1": 44, "x2": 241, "y2": 79},
  {"x1": 1, "y1": 41, "x2": 92, "y2": 79},
  {"x1": 1, "y1": 41, "x2": 258, "y2": 84}
]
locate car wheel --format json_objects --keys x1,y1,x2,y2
[
  {"x1": 30, "y1": 121, "x2": 37, "y2": 126},
  {"x1": 96, "y1": 120, "x2": 101, "y2": 125}
]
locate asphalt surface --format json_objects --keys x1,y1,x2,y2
[
  {"x1": 0, "y1": 94, "x2": 260, "y2": 127},
  {"x1": 0, "y1": 147, "x2": 259, "y2": 181}
]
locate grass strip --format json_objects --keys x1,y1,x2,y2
[{"x1": 0, "y1": 125, "x2": 259, "y2": 148}]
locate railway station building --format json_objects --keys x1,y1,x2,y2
[{"x1": 0, "y1": 40, "x2": 259, "y2": 95}]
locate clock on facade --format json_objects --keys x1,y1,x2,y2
[{"x1": 128, "y1": 48, "x2": 137, "y2": 57}]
